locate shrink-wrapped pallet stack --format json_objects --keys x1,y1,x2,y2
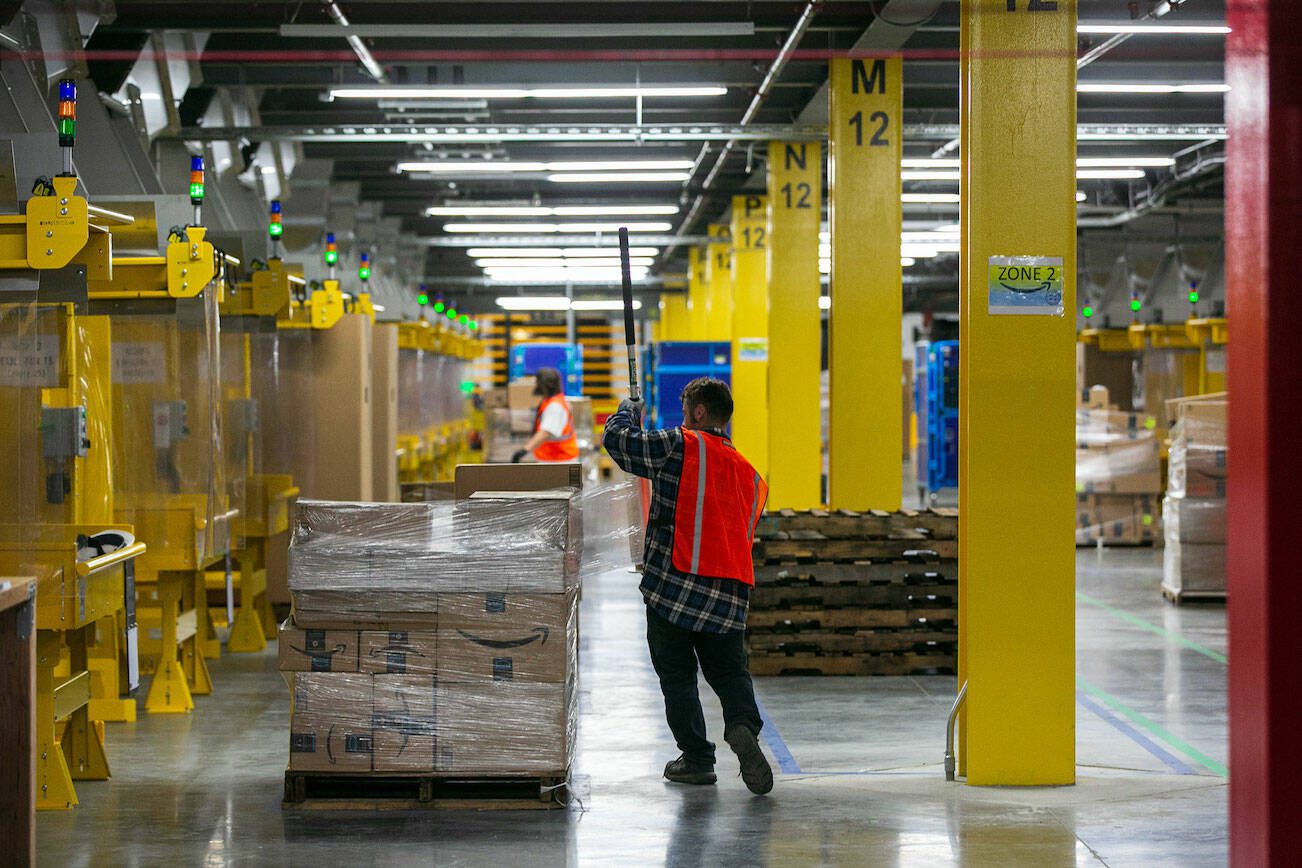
[
  {"x1": 279, "y1": 468, "x2": 583, "y2": 804},
  {"x1": 1075, "y1": 385, "x2": 1164, "y2": 545},
  {"x1": 1162, "y1": 393, "x2": 1228, "y2": 602}
]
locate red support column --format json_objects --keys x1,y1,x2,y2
[{"x1": 1225, "y1": 3, "x2": 1302, "y2": 865}]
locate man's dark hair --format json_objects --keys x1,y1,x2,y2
[
  {"x1": 534, "y1": 367, "x2": 563, "y2": 397},
  {"x1": 681, "y1": 377, "x2": 734, "y2": 426}
]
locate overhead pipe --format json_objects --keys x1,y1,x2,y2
[
  {"x1": 664, "y1": 0, "x2": 822, "y2": 261},
  {"x1": 324, "y1": 1, "x2": 388, "y2": 84}
]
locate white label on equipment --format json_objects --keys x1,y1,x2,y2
[
  {"x1": 113, "y1": 341, "x2": 167, "y2": 383},
  {"x1": 0, "y1": 334, "x2": 60, "y2": 386},
  {"x1": 737, "y1": 337, "x2": 769, "y2": 362}
]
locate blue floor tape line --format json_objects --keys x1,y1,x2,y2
[
  {"x1": 754, "y1": 695, "x2": 802, "y2": 774},
  {"x1": 1077, "y1": 691, "x2": 1196, "y2": 776}
]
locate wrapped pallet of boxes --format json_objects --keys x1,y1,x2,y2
[
  {"x1": 1162, "y1": 394, "x2": 1227, "y2": 602},
  {"x1": 1075, "y1": 390, "x2": 1164, "y2": 545},
  {"x1": 280, "y1": 479, "x2": 581, "y2": 807}
]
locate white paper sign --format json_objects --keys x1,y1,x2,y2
[
  {"x1": 112, "y1": 341, "x2": 167, "y2": 384},
  {"x1": 0, "y1": 334, "x2": 60, "y2": 386}
]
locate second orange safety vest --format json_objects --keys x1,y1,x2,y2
[
  {"x1": 533, "y1": 393, "x2": 579, "y2": 462},
  {"x1": 671, "y1": 429, "x2": 768, "y2": 584}
]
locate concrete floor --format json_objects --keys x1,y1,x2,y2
[{"x1": 37, "y1": 545, "x2": 1227, "y2": 866}]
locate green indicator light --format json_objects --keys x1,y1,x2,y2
[
  {"x1": 1130, "y1": 299, "x2": 1142, "y2": 312},
  {"x1": 1188, "y1": 291, "x2": 1199, "y2": 303},
  {"x1": 269, "y1": 222, "x2": 283, "y2": 237},
  {"x1": 417, "y1": 292, "x2": 429, "y2": 306},
  {"x1": 447, "y1": 308, "x2": 457, "y2": 320},
  {"x1": 468, "y1": 320, "x2": 479, "y2": 331},
  {"x1": 433, "y1": 301, "x2": 446, "y2": 313},
  {"x1": 189, "y1": 182, "x2": 205, "y2": 200},
  {"x1": 58, "y1": 118, "x2": 76, "y2": 137},
  {"x1": 359, "y1": 266, "x2": 371, "y2": 280},
  {"x1": 458, "y1": 314, "x2": 469, "y2": 325},
  {"x1": 325, "y1": 251, "x2": 337, "y2": 264},
  {"x1": 459, "y1": 380, "x2": 475, "y2": 395},
  {"x1": 1082, "y1": 306, "x2": 1094, "y2": 318}
]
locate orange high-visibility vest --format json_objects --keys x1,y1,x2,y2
[
  {"x1": 533, "y1": 393, "x2": 579, "y2": 462},
  {"x1": 671, "y1": 429, "x2": 768, "y2": 584}
]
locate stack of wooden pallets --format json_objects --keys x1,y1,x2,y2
[{"x1": 748, "y1": 508, "x2": 959, "y2": 676}]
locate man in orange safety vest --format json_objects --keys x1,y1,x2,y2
[{"x1": 602, "y1": 377, "x2": 773, "y2": 795}]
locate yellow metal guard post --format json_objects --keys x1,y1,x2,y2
[
  {"x1": 958, "y1": 0, "x2": 1077, "y2": 785},
  {"x1": 766, "y1": 142, "x2": 823, "y2": 509},
  {"x1": 705, "y1": 224, "x2": 733, "y2": 340},
  {"x1": 828, "y1": 56, "x2": 904, "y2": 510},
  {"x1": 730, "y1": 194, "x2": 770, "y2": 478}
]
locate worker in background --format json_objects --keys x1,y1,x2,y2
[
  {"x1": 602, "y1": 377, "x2": 773, "y2": 795},
  {"x1": 512, "y1": 367, "x2": 579, "y2": 463}
]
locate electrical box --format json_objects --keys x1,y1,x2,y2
[
  {"x1": 40, "y1": 405, "x2": 89, "y2": 460},
  {"x1": 152, "y1": 400, "x2": 189, "y2": 449}
]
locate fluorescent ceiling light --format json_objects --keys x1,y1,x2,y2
[
  {"x1": 475, "y1": 257, "x2": 654, "y2": 268},
  {"x1": 466, "y1": 246, "x2": 660, "y2": 258},
  {"x1": 548, "y1": 172, "x2": 691, "y2": 183},
  {"x1": 496, "y1": 296, "x2": 571, "y2": 311},
  {"x1": 1076, "y1": 168, "x2": 1147, "y2": 180},
  {"x1": 902, "y1": 158, "x2": 960, "y2": 169},
  {"x1": 331, "y1": 86, "x2": 728, "y2": 100},
  {"x1": 818, "y1": 296, "x2": 831, "y2": 310},
  {"x1": 486, "y1": 267, "x2": 650, "y2": 283},
  {"x1": 426, "y1": 204, "x2": 679, "y2": 217},
  {"x1": 1077, "y1": 23, "x2": 1230, "y2": 35},
  {"x1": 1076, "y1": 156, "x2": 1175, "y2": 168},
  {"x1": 1077, "y1": 83, "x2": 1229, "y2": 94},
  {"x1": 903, "y1": 193, "x2": 961, "y2": 204},
  {"x1": 901, "y1": 257, "x2": 916, "y2": 267},
  {"x1": 399, "y1": 159, "x2": 693, "y2": 174},
  {"x1": 443, "y1": 222, "x2": 673, "y2": 233},
  {"x1": 1076, "y1": 190, "x2": 1088, "y2": 202},
  {"x1": 571, "y1": 299, "x2": 645, "y2": 311},
  {"x1": 902, "y1": 170, "x2": 961, "y2": 182}
]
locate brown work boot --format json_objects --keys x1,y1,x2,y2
[{"x1": 724, "y1": 723, "x2": 774, "y2": 795}]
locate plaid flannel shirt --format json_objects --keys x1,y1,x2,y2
[{"x1": 602, "y1": 407, "x2": 749, "y2": 633}]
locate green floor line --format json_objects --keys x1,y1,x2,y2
[
  {"x1": 1077, "y1": 591, "x2": 1227, "y2": 664},
  {"x1": 1076, "y1": 676, "x2": 1228, "y2": 777}
]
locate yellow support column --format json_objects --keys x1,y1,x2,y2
[
  {"x1": 959, "y1": 0, "x2": 1077, "y2": 785},
  {"x1": 766, "y1": 141, "x2": 823, "y2": 509},
  {"x1": 657, "y1": 293, "x2": 690, "y2": 342},
  {"x1": 687, "y1": 246, "x2": 709, "y2": 340},
  {"x1": 705, "y1": 224, "x2": 733, "y2": 340},
  {"x1": 730, "y1": 194, "x2": 769, "y2": 478},
  {"x1": 828, "y1": 56, "x2": 904, "y2": 511}
]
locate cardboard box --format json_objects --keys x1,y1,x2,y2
[
  {"x1": 265, "y1": 527, "x2": 291, "y2": 606},
  {"x1": 1079, "y1": 384, "x2": 1111, "y2": 410},
  {"x1": 1077, "y1": 343, "x2": 1136, "y2": 410},
  {"x1": 508, "y1": 381, "x2": 537, "y2": 413},
  {"x1": 483, "y1": 388, "x2": 509, "y2": 410},
  {"x1": 360, "y1": 630, "x2": 437, "y2": 675},
  {"x1": 279, "y1": 623, "x2": 360, "y2": 672},
  {"x1": 438, "y1": 608, "x2": 575, "y2": 683},
  {"x1": 454, "y1": 462, "x2": 583, "y2": 499},
  {"x1": 1163, "y1": 496, "x2": 1226, "y2": 544},
  {"x1": 288, "y1": 673, "x2": 376, "y2": 772},
  {"x1": 371, "y1": 322, "x2": 400, "y2": 503},
  {"x1": 435, "y1": 682, "x2": 572, "y2": 774},
  {"x1": 310, "y1": 313, "x2": 374, "y2": 501},
  {"x1": 1140, "y1": 347, "x2": 1196, "y2": 435},
  {"x1": 372, "y1": 675, "x2": 437, "y2": 772},
  {"x1": 1074, "y1": 493, "x2": 1161, "y2": 545},
  {"x1": 1076, "y1": 440, "x2": 1163, "y2": 494},
  {"x1": 289, "y1": 712, "x2": 374, "y2": 773},
  {"x1": 1075, "y1": 408, "x2": 1158, "y2": 447},
  {"x1": 437, "y1": 590, "x2": 576, "y2": 631},
  {"x1": 1163, "y1": 541, "x2": 1226, "y2": 595}
]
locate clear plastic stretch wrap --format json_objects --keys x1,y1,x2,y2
[
  {"x1": 1166, "y1": 399, "x2": 1227, "y2": 500},
  {"x1": 282, "y1": 482, "x2": 638, "y2": 776},
  {"x1": 254, "y1": 328, "x2": 317, "y2": 493},
  {"x1": 1074, "y1": 439, "x2": 1162, "y2": 495},
  {"x1": 1162, "y1": 396, "x2": 1227, "y2": 595}
]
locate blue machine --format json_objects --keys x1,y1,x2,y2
[
  {"x1": 509, "y1": 342, "x2": 584, "y2": 396},
  {"x1": 922, "y1": 340, "x2": 959, "y2": 501},
  {"x1": 646, "y1": 341, "x2": 731, "y2": 429}
]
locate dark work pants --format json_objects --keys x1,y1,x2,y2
[{"x1": 645, "y1": 606, "x2": 763, "y2": 767}]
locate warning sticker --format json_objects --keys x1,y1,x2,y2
[
  {"x1": 987, "y1": 255, "x2": 1065, "y2": 316},
  {"x1": 112, "y1": 341, "x2": 166, "y2": 384},
  {"x1": 0, "y1": 334, "x2": 60, "y2": 386},
  {"x1": 736, "y1": 337, "x2": 768, "y2": 362}
]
